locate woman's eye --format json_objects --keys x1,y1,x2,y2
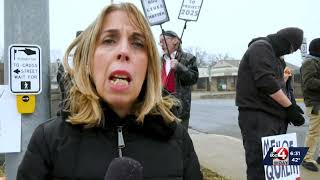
[
  {"x1": 132, "y1": 41, "x2": 145, "y2": 48},
  {"x1": 102, "y1": 38, "x2": 115, "y2": 45}
]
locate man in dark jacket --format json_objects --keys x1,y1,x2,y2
[
  {"x1": 300, "y1": 38, "x2": 320, "y2": 172},
  {"x1": 236, "y1": 27, "x2": 305, "y2": 180},
  {"x1": 159, "y1": 30, "x2": 199, "y2": 129}
]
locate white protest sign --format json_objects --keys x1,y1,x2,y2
[
  {"x1": 261, "y1": 133, "x2": 300, "y2": 180},
  {"x1": 0, "y1": 85, "x2": 21, "y2": 153},
  {"x1": 178, "y1": 0, "x2": 204, "y2": 21},
  {"x1": 9, "y1": 44, "x2": 42, "y2": 94},
  {"x1": 141, "y1": 0, "x2": 169, "y2": 26}
]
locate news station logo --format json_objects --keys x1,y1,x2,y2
[
  {"x1": 263, "y1": 147, "x2": 308, "y2": 166},
  {"x1": 270, "y1": 147, "x2": 289, "y2": 165}
]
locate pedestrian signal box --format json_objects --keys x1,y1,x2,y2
[
  {"x1": 9, "y1": 44, "x2": 41, "y2": 114},
  {"x1": 16, "y1": 95, "x2": 35, "y2": 114}
]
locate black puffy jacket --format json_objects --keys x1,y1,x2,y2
[{"x1": 17, "y1": 105, "x2": 203, "y2": 180}]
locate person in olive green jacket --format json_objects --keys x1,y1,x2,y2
[{"x1": 301, "y1": 38, "x2": 320, "y2": 172}]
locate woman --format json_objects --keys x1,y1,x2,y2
[{"x1": 17, "y1": 3, "x2": 202, "y2": 180}]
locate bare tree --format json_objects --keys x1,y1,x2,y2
[
  {"x1": 206, "y1": 53, "x2": 235, "y2": 67},
  {"x1": 184, "y1": 46, "x2": 208, "y2": 67},
  {"x1": 183, "y1": 46, "x2": 236, "y2": 68},
  {"x1": 214, "y1": 53, "x2": 234, "y2": 61},
  {"x1": 206, "y1": 54, "x2": 217, "y2": 67}
]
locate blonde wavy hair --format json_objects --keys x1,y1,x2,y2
[{"x1": 62, "y1": 3, "x2": 179, "y2": 127}]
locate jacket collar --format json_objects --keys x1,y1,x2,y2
[{"x1": 100, "y1": 102, "x2": 177, "y2": 141}]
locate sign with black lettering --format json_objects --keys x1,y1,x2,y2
[
  {"x1": 141, "y1": 0, "x2": 169, "y2": 26},
  {"x1": 178, "y1": 0, "x2": 203, "y2": 21},
  {"x1": 9, "y1": 44, "x2": 42, "y2": 94},
  {"x1": 261, "y1": 133, "x2": 301, "y2": 180}
]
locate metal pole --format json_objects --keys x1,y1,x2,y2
[
  {"x1": 4, "y1": 0, "x2": 50, "y2": 179},
  {"x1": 174, "y1": 21, "x2": 187, "y2": 59},
  {"x1": 159, "y1": 24, "x2": 170, "y2": 57},
  {"x1": 179, "y1": 21, "x2": 187, "y2": 42}
]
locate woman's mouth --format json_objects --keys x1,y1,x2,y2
[
  {"x1": 109, "y1": 70, "x2": 132, "y2": 89},
  {"x1": 110, "y1": 74, "x2": 131, "y2": 86}
]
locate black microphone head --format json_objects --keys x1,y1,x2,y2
[{"x1": 105, "y1": 157, "x2": 143, "y2": 180}]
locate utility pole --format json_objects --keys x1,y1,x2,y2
[
  {"x1": 208, "y1": 65, "x2": 212, "y2": 92},
  {"x1": 4, "y1": 0, "x2": 50, "y2": 179}
]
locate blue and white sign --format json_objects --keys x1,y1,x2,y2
[
  {"x1": 9, "y1": 44, "x2": 42, "y2": 94},
  {"x1": 141, "y1": 0, "x2": 169, "y2": 26},
  {"x1": 261, "y1": 133, "x2": 301, "y2": 180},
  {"x1": 178, "y1": 0, "x2": 204, "y2": 21}
]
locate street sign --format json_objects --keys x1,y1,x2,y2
[
  {"x1": 300, "y1": 37, "x2": 307, "y2": 59},
  {"x1": 9, "y1": 44, "x2": 42, "y2": 94},
  {"x1": 178, "y1": 0, "x2": 204, "y2": 21},
  {"x1": 141, "y1": 0, "x2": 169, "y2": 26}
]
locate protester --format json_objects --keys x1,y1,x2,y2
[
  {"x1": 236, "y1": 27, "x2": 305, "y2": 180},
  {"x1": 159, "y1": 30, "x2": 199, "y2": 129},
  {"x1": 17, "y1": 3, "x2": 203, "y2": 180},
  {"x1": 300, "y1": 38, "x2": 320, "y2": 172}
]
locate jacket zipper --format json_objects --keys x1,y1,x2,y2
[{"x1": 117, "y1": 126, "x2": 125, "y2": 157}]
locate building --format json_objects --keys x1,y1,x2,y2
[
  {"x1": 195, "y1": 60, "x2": 302, "y2": 97},
  {"x1": 196, "y1": 60, "x2": 239, "y2": 91}
]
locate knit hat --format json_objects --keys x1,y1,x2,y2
[
  {"x1": 309, "y1": 38, "x2": 320, "y2": 57},
  {"x1": 161, "y1": 30, "x2": 182, "y2": 43},
  {"x1": 276, "y1": 27, "x2": 303, "y2": 51}
]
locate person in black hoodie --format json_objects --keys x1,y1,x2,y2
[
  {"x1": 17, "y1": 3, "x2": 202, "y2": 180},
  {"x1": 236, "y1": 27, "x2": 305, "y2": 180}
]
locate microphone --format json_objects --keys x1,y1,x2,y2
[{"x1": 105, "y1": 157, "x2": 143, "y2": 180}]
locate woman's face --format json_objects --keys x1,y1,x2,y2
[{"x1": 92, "y1": 10, "x2": 148, "y2": 117}]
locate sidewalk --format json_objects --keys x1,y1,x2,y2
[
  {"x1": 188, "y1": 129, "x2": 319, "y2": 180},
  {"x1": 192, "y1": 91, "x2": 236, "y2": 100}
]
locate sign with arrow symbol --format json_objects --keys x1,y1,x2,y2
[
  {"x1": 13, "y1": 69, "x2": 21, "y2": 74},
  {"x1": 9, "y1": 44, "x2": 42, "y2": 94},
  {"x1": 18, "y1": 48, "x2": 36, "y2": 55}
]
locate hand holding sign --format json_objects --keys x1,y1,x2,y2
[{"x1": 140, "y1": 0, "x2": 204, "y2": 59}]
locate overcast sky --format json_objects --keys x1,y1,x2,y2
[{"x1": 1, "y1": 0, "x2": 320, "y2": 66}]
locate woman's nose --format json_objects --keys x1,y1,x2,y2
[{"x1": 117, "y1": 41, "x2": 130, "y2": 61}]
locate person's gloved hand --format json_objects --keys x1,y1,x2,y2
[{"x1": 285, "y1": 104, "x2": 305, "y2": 126}]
